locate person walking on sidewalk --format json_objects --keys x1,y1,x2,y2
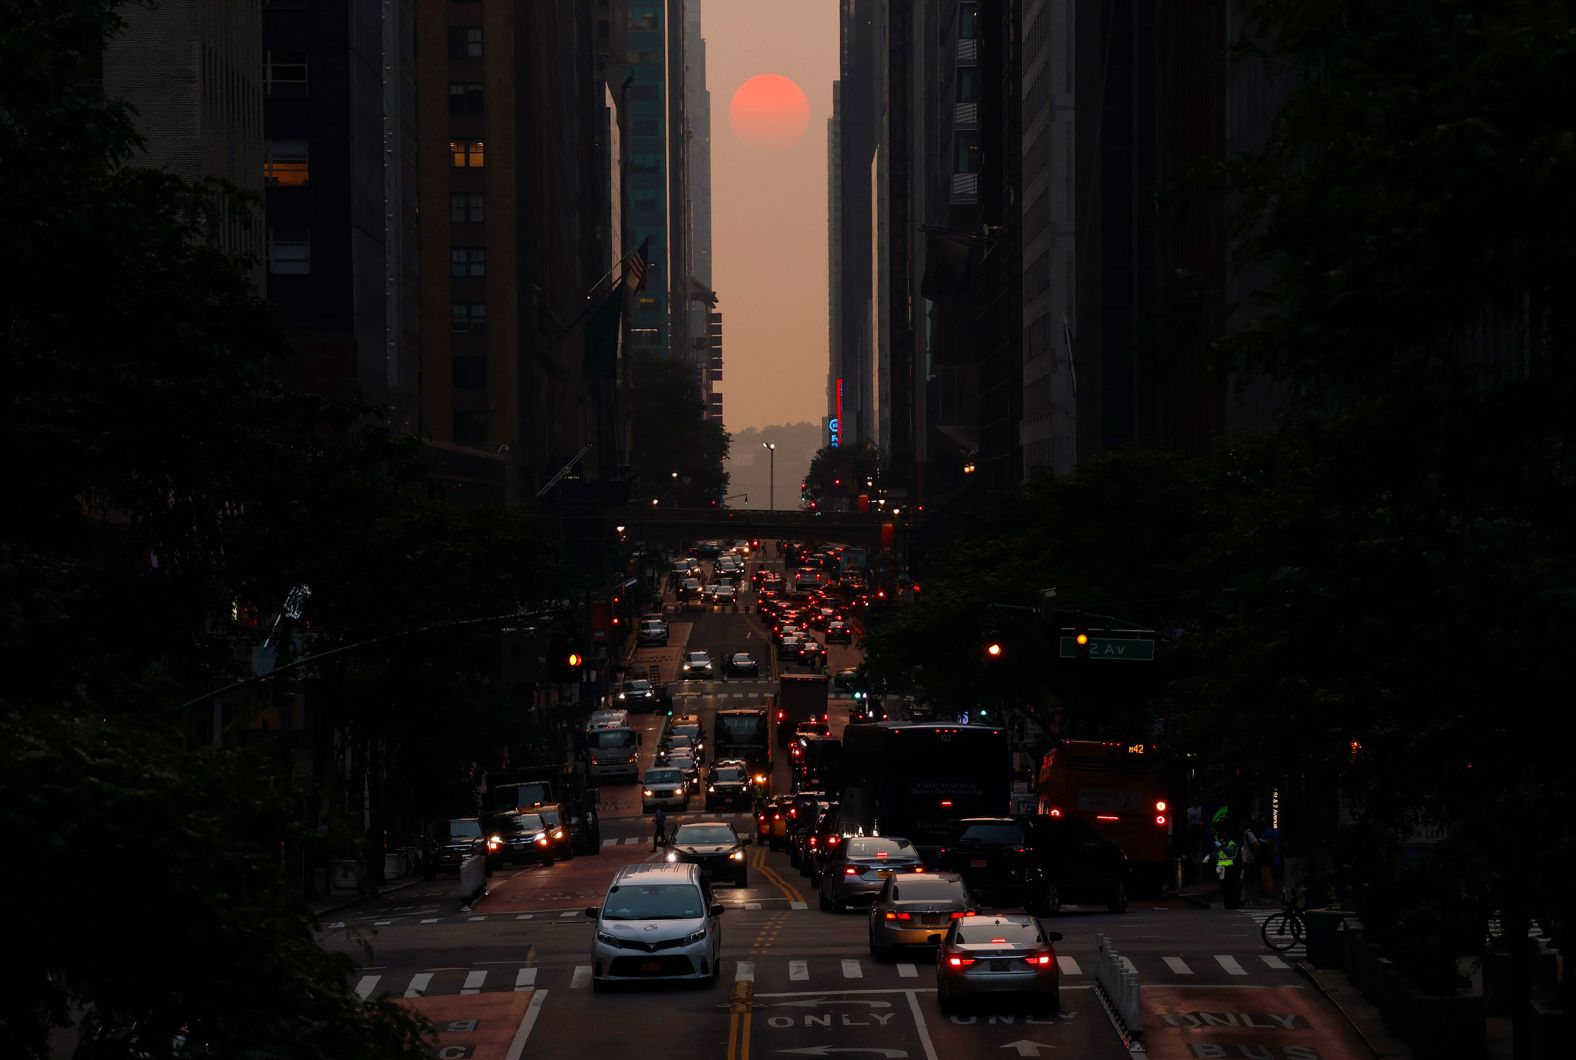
[{"x1": 651, "y1": 806, "x2": 668, "y2": 851}]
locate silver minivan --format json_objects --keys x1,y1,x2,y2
[{"x1": 585, "y1": 863, "x2": 724, "y2": 988}]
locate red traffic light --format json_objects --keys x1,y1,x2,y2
[
  {"x1": 985, "y1": 642, "x2": 1003, "y2": 658},
  {"x1": 567, "y1": 652, "x2": 584, "y2": 668}
]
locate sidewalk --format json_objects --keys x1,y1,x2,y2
[
  {"x1": 1297, "y1": 963, "x2": 1415, "y2": 1058},
  {"x1": 307, "y1": 874, "x2": 428, "y2": 920}
]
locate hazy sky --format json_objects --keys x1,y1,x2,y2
[{"x1": 704, "y1": 0, "x2": 839, "y2": 433}]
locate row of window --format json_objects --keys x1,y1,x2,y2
[
  {"x1": 265, "y1": 138, "x2": 494, "y2": 184},
  {"x1": 265, "y1": 46, "x2": 488, "y2": 100}
]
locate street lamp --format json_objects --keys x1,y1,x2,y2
[{"x1": 762, "y1": 442, "x2": 776, "y2": 511}]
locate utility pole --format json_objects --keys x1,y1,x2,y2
[{"x1": 762, "y1": 441, "x2": 776, "y2": 511}]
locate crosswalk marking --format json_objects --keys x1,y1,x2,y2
[
  {"x1": 467, "y1": 915, "x2": 486, "y2": 922},
  {"x1": 745, "y1": 902, "x2": 762, "y2": 910},
  {"x1": 1057, "y1": 955, "x2": 1082, "y2": 976},
  {"x1": 789, "y1": 960, "x2": 809, "y2": 981},
  {"x1": 515, "y1": 968, "x2": 537, "y2": 990},
  {"x1": 624, "y1": 837, "x2": 641, "y2": 845},
  {"x1": 1163, "y1": 957, "x2": 1193, "y2": 975},
  {"x1": 790, "y1": 901, "x2": 808, "y2": 910},
  {"x1": 516, "y1": 914, "x2": 533, "y2": 920},
  {"x1": 355, "y1": 975, "x2": 380, "y2": 999},
  {"x1": 421, "y1": 918, "x2": 439, "y2": 924},
  {"x1": 1217, "y1": 955, "x2": 1248, "y2": 976},
  {"x1": 373, "y1": 920, "x2": 393, "y2": 926},
  {"x1": 736, "y1": 960, "x2": 755, "y2": 982},
  {"x1": 1262, "y1": 954, "x2": 1289, "y2": 970},
  {"x1": 571, "y1": 966, "x2": 591, "y2": 989},
  {"x1": 1119, "y1": 956, "x2": 1138, "y2": 974},
  {"x1": 404, "y1": 972, "x2": 432, "y2": 998},
  {"x1": 897, "y1": 963, "x2": 918, "y2": 978},
  {"x1": 559, "y1": 910, "x2": 580, "y2": 918},
  {"x1": 841, "y1": 959, "x2": 862, "y2": 979},
  {"x1": 602, "y1": 838, "x2": 618, "y2": 847},
  {"x1": 461, "y1": 971, "x2": 486, "y2": 995}
]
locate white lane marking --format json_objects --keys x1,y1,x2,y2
[
  {"x1": 420, "y1": 918, "x2": 439, "y2": 924},
  {"x1": 1120, "y1": 956, "x2": 1138, "y2": 974},
  {"x1": 515, "y1": 967, "x2": 538, "y2": 990},
  {"x1": 789, "y1": 960, "x2": 809, "y2": 981},
  {"x1": 461, "y1": 970, "x2": 487, "y2": 995},
  {"x1": 558, "y1": 910, "x2": 578, "y2": 918},
  {"x1": 503, "y1": 988, "x2": 548, "y2": 1060},
  {"x1": 570, "y1": 966, "x2": 591, "y2": 989},
  {"x1": 745, "y1": 902, "x2": 762, "y2": 910},
  {"x1": 404, "y1": 972, "x2": 432, "y2": 998},
  {"x1": 515, "y1": 914, "x2": 533, "y2": 920},
  {"x1": 736, "y1": 960, "x2": 755, "y2": 982},
  {"x1": 841, "y1": 959, "x2": 863, "y2": 979},
  {"x1": 1217, "y1": 954, "x2": 1249, "y2": 976},
  {"x1": 354, "y1": 975, "x2": 380, "y2": 999},
  {"x1": 468, "y1": 915, "x2": 487, "y2": 922},
  {"x1": 1163, "y1": 956, "x2": 1194, "y2": 975},
  {"x1": 790, "y1": 901, "x2": 808, "y2": 910},
  {"x1": 904, "y1": 989, "x2": 941, "y2": 1060},
  {"x1": 1262, "y1": 954, "x2": 1290, "y2": 969},
  {"x1": 1057, "y1": 955, "x2": 1082, "y2": 975},
  {"x1": 373, "y1": 920, "x2": 393, "y2": 926},
  {"x1": 897, "y1": 963, "x2": 918, "y2": 978}
]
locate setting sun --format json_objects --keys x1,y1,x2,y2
[{"x1": 728, "y1": 73, "x2": 810, "y2": 151}]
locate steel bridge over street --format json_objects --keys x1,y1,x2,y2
[{"x1": 609, "y1": 506, "x2": 887, "y2": 548}]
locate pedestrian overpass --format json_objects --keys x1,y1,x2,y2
[{"x1": 609, "y1": 506, "x2": 888, "y2": 549}]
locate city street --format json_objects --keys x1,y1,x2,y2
[{"x1": 317, "y1": 548, "x2": 1373, "y2": 1060}]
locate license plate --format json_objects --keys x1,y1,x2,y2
[
  {"x1": 641, "y1": 961, "x2": 662, "y2": 973},
  {"x1": 971, "y1": 859, "x2": 988, "y2": 868},
  {"x1": 876, "y1": 869, "x2": 893, "y2": 879},
  {"x1": 990, "y1": 960, "x2": 1009, "y2": 972}
]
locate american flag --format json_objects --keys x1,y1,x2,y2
[{"x1": 623, "y1": 237, "x2": 651, "y2": 291}]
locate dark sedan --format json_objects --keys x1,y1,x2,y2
[
  {"x1": 724, "y1": 652, "x2": 760, "y2": 678},
  {"x1": 420, "y1": 817, "x2": 501, "y2": 879},
  {"x1": 705, "y1": 765, "x2": 752, "y2": 810},
  {"x1": 665, "y1": 821, "x2": 750, "y2": 886}
]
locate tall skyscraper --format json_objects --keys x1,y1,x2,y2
[
  {"x1": 683, "y1": 1, "x2": 721, "y2": 423},
  {"x1": 625, "y1": 0, "x2": 674, "y2": 360}
]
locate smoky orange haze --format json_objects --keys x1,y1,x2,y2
[{"x1": 705, "y1": 0, "x2": 839, "y2": 434}]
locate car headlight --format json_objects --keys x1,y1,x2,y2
[
  {"x1": 596, "y1": 931, "x2": 620, "y2": 946},
  {"x1": 731, "y1": 850, "x2": 745, "y2": 861},
  {"x1": 665, "y1": 852, "x2": 679, "y2": 863},
  {"x1": 617, "y1": 693, "x2": 626, "y2": 700},
  {"x1": 552, "y1": 830, "x2": 564, "y2": 840},
  {"x1": 708, "y1": 785, "x2": 717, "y2": 792},
  {"x1": 754, "y1": 774, "x2": 768, "y2": 785},
  {"x1": 683, "y1": 926, "x2": 708, "y2": 945},
  {"x1": 644, "y1": 789, "x2": 654, "y2": 796},
  {"x1": 536, "y1": 835, "x2": 549, "y2": 846}
]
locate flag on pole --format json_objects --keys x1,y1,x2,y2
[{"x1": 623, "y1": 237, "x2": 651, "y2": 291}]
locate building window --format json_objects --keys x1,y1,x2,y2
[
  {"x1": 452, "y1": 358, "x2": 488, "y2": 390},
  {"x1": 451, "y1": 302, "x2": 487, "y2": 334},
  {"x1": 450, "y1": 192, "x2": 485, "y2": 223},
  {"x1": 450, "y1": 139, "x2": 485, "y2": 168},
  {"x1": 632, "y1": 118, "x2": 659, "y2": 136},
  {"x1": 447, "y1": 26, "x2": 483, "y2": 58},
  {"x1": 955, "y1": 136, "x2": 981, "y2": 173},
  {"x1": 449, "y1": 82, "x2": 484, "y2": 114},
  {"x1": 959, "y1": 3, "x2": 980, "y2": 39},
  {"x1": 451, "y1": 247, "x2": 486, "y2": 278},
  {"x1": 267, "y1": 229, "x2": 310, "y2": 274},
  {"x1": 264, "y1": 139, "x2": 308, "y2": 186},
  {"x1": 633, "y1": 197, "x2": 659, "y2": 216},
  {"x1": 265, "y1": 0, "x2": 306, "y2": 9},
  {"x1": 264, "y1": 50, "x2": 308, "y2": 98},
  {"x1": 452, "y1": 410, "x2": 488, "y2": 446}
]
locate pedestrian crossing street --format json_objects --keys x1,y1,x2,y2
[
  {"x1": 1238, "y1": 906, "x2": 1307, "y2": 961},
  {"x1": 351, "y1": 949, "x2": 1298, "y2": 1000}
]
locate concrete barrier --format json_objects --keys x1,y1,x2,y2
[
  {"x1": 458, "y1": 853, "x2": 486, "y2": 907},
  {"x1": 1095, "y1": 933, "x2": 1144, "y2": 1040}
]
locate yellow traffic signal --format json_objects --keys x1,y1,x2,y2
[
  {"x1": 567, "y1": 652, "x2": 584, "y2": 669},
  {"x1": 1075, "y1": 632, "x2": 1089, "y2": 646},
  {"x1": 985, "y1": 642, "x2": 1003, "y2": 658}
]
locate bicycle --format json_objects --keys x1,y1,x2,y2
[{"x1": 1261, "y1": 894, "x2": 1305, "y2": 952}]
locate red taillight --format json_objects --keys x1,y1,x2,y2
[
  {"x1": 875, "y1": 851, "x2": 889, "y2": 859},
  {"x1": 776, "y1": 710, "x2": 784, "y2": 720},
  {"x1": 912, "y1": 866, "x2": 925, "y2": 873},
  {"x1": 828, "y1": 836, "x2": 840, "y2": 845},
  {"x1": 948, "y1": 909, "x2": 975, "y2": 920},
  {"x1": 884, "y1": 911, "x2": 912, "y2": 921},
  {"x1": 1155, "y1": 800, "x2": 1168, "y2": 812},
  {"x1": 808, "y1": 837, "x2": 817, "y2": 847},
  {"x1": 773, "y1": 814, "x2": 782, "y2": 820},
  {"x1": 1024, "y1": 952, "x2": 1053, "y2": 966},
  {"x1": 789, "y1": 809, "x2": 797, "y2": 818},
  {"x1": 940, "y1": 800, "x2": 953, "y2": 808},
  {"x1": 1096, "y1": 814, "x2": 1120, "y2": 821},
  {"x1": 1156, "y1": 814, "x2": 1167, "y2": 826},
  {"x1": 1048, "y1": 808, "x2": 1062, "y2": 817},
  {"x1": 946, "y1": 955, "x2": 976, "y2": 968},
  {"x1": 990, "y1": 937, "x2": 1009, "y2": 944},
  {"x1": 844, "y1": 866, "x2": 860, "y2": 876}
]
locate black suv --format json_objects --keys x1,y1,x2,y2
[
  {"x1": 484, "y1": 810, "x2": 557, "y2": 866},
  {"x1": 940, "y1": 816, "x2": 1129, "y2": 913},
  {"x1": 421, "y1": 817, "x2": 502, "y2": 879}
]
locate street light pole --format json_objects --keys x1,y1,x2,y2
[{"x1": 762, "y1": 442, "x2": 776, "y2": 511}]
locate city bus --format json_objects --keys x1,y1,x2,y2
[
  {"x1": 839, "y1": 722, "x2": 1011, "y2": 859},
  {"x1": 1035, "y1": 739, "x2": 1172, "y2": 892}
]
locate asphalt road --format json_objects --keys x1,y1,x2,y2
[{"x1": 317, "y1": 541, "x2": 1370, "y2": 1059}]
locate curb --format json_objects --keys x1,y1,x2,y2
[
  {"x1": 1294, "y1": 961, "x2": 1413, "y2": 1059},
  {"x1": 309, "y1": 874, "x2": 427, "y2": 918}
]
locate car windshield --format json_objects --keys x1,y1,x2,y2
[
  {"x1": 665, "y1": 734, "x2": 695, "y2": 749},
  {"x1": 588, "y1": 729, "x2": 636, "y2": 750},
  {"x1": 673, "y1": 824, "x2": 737, "y2": 845},
  {"x1": 848, "y1": 837, "x2": 916, "y2": 858},
  {"x1": 685, "y1": 653, "x2": 709, "y2": 664},
  {"x1": 731, "y1": 654, "x2": 753, "y2": 663},
  {"x1": 623, "y1": 680, "x2": 652, "y2": 692},
  {"x1": 500, "y1": 814, "x2": 546, "y2": 833},
  {"x1": 539, "y1": 810, "x2": 562, "y2": 827},
  {"x1": 664, "y1": 753, "x2": 696, "y2": 767},
  {"x1": 956, "y1": 822, "x2": 1026, "y2": 845},
  {"x1": 672, "y1": 724, "x2": 701, "y2": 740},
  {"x1": 712, "y1": 768, "x2": 746, "y2": 782},
  {"x1": 891, "y1": 878, "x2": 969, "y2": 901},
  {"x1": 601, "y1": 884, "x2": 705, "y2": 921},
  {"x1": 446, "y1": 820, "x2": 482, "y2": 839},
  {"x1": 956, "y1": 920, "x2": 1041, "y2": 944},
  {"x1": 645, "y1": 770, "x2": 683, "y2": 784}
]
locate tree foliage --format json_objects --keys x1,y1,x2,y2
[{"x1": 629, "y1": 353, "x2": 730, "y2": 505}]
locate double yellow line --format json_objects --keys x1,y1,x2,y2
[
  {"x1": 752, "y1": 843, "x2": 805, "y2": 906},
  {"x1": 726, "y1": 979, "x2": 754, "y2": 1060}
]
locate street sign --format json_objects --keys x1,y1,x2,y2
[{"x1": 1058, "y1": 636, "x2": 1155, "y2": 661}]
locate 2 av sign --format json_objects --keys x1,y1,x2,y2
[{"x1": 1058, "y1": 637, "x2": 1155, "y2": 661}]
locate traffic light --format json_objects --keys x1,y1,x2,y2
[
  {"x1": 567, "y1": 651, "x2": 584, "y2": 670},
  {"x1": 1074, "y1": 621, "x2": 1090, "y2": 661},
  {"x1": 984, "y1": 633, "x2": 1004, "y2": 659}
]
